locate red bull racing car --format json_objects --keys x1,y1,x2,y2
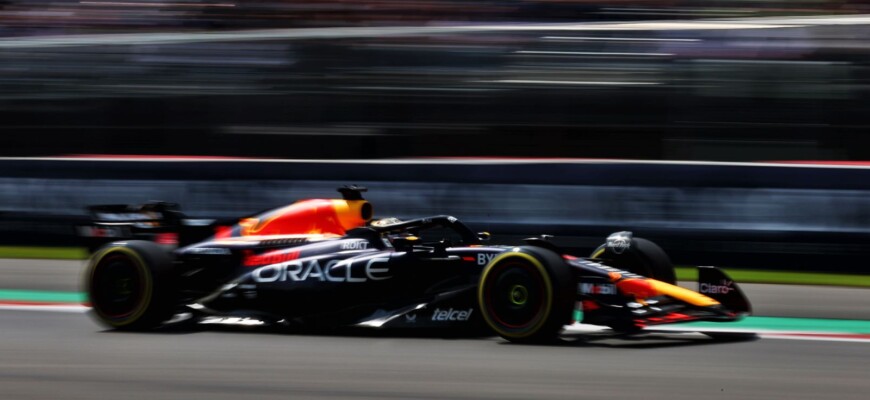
[{"x1": 84, "y1": 187, "x2": 751, "y2": 342}]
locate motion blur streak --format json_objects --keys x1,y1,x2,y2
[
  {"x1": 3, "y1": 10, "x2": 870, "y2": 160},
  {"x1": 79, "y1": 1, "x2": 237, "y2": 7}
]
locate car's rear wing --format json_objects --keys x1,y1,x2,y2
[
  {"x1": 87, "y1": 201, "x2": 184, "y2": 225},
  {"x1": 78, "y1": 201, "x2": 218, "y2": 251}
]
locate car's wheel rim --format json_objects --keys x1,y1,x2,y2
[
  {"x1": 91, "y1": 253, "x2": 146, "y2": 320},
  {"x1": 484, "y1": 260, "x2": 546, "y2": 329},
  {"x1": 509, "y1": 284, "x2": 529, "y2": 306}
]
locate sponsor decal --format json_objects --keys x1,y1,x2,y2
[
  {"x1": 606, "y1": 231, "x2": 632, "y2": 254},
  {"x1": 579, "y1": 282, "x2": 618, "y2": 295},
  {"x1": 431, "y1": 308, "x2": 473, "y2": 321},
  {"x1": 251, "y1": 257, "x2": 391, "y2": 283},
  {"x1": 574, "y1": 259, "x2": 643, "y2": 280},
  {"x1": 95, "y1": 212, "x2": 159, "y2": 221},
  {"x1": 244, "y1": 250, "x2": 300, "y2": 267},
  {"x1": 186, "y1": 247, "x2": 232, "y2": 255},
  {"x1": 200, "y1": 317, "x2": 266, "y2": 326},
  {"x1": 77, "y1": 225, "x2": 128, "y2": 238},
  {"x1": 700, "y1": 280, "x2": 734, "y2": 295},
  {"x1": 340, "y1": 241, "x2": 369, "y2": 250},
  {"x1": 477, "y1": 253, "x2": 496, "y2": 265}
]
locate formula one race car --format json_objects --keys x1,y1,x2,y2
[{"x1": 85, "y1": 187, "x2": 751, "y2": 342}]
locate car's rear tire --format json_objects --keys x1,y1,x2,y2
[
  {"x1": 477, "y1": 247, "x2": 575, "y2": 343},
  {"x1": 591, "y1": 237, "x2": 676, "y2": 284},
  {"x1": 86, "y1": 241, "x2": 177, "y2": 330}
]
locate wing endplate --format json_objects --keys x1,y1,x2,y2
[{"x1": 697, "y1": 266, "x2": 752, "y2": 315}]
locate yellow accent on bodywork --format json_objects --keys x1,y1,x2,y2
[
  {"x1": 591, "y1": 247, "x2": 605, "y2": 259},
  {"x1": 238, "y1": 217, "x2": 259, "y2": 236},
  {"x1": 332, "y1": 199, "x2": 372, "y2": 230},
  {"x1": 646, "y1": 279, "x2": 720, "y2": 307}
]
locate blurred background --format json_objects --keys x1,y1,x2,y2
[
  {"x1": 3, "y1": 0, "x2": 870, "y2": 272},
  {"x1": 3, "y1": 6, "x2": 870, "y2": 398},
  {"x1": 2, "y1": 0, "x2": 870, "y2": 159}
]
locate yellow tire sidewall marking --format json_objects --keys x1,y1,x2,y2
[
  {"x1": 478, "y1": 251, "x2": 554, "y2": 339},
  {"x1": 88, "y1": 246, "x2": 153, "y2": 327}
]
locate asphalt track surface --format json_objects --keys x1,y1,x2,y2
[{"x1": 2, "y1": 258, "x2": 870, "y2": 399}]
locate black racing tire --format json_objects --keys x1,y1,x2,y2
[
  {"x1": 85, "y1": 241, "x2": 177, "y2": 330},
  {"x1": 591, "y1": 237, "x2": 676, "y2": 284},
  {"x1": 477, "y1": 247, "x2": 575, "y2": 343}
]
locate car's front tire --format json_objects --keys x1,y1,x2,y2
[
  {"x1": 85, "y1": 241, "x2": 177, "y2": 330},
  {"x1": 477, "y1": 247, "x2": 575, "y2": 343}
]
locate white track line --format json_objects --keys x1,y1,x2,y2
[{"x1": 0, "y1": 304, "x2": 89, "y2": 313}]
